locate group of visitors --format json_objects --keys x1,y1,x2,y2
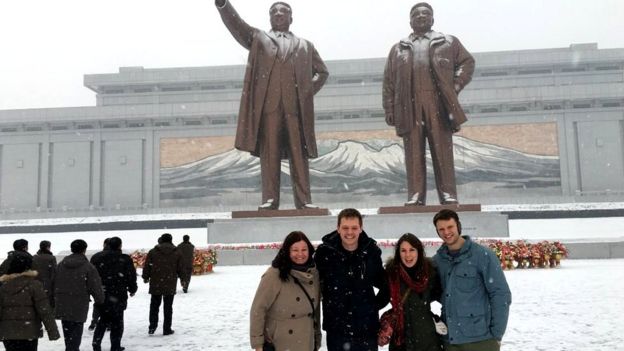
[
  {"x1": 0, "y1": 234, "x2": 195, "y2": 351},
  {"x1": 250, "y1": 208, "x2": 512, "y2": 351},
  {"x1": 0, "y1": 207, "x2": 510, "y2": 351}
]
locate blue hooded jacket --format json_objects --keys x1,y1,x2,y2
[{"x1": 433, "y1": 236, "x2": 512, "y2": 345}]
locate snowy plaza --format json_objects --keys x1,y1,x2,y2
[{"x1": 1, "y1": 215, "x2": 622, "y2": 351}]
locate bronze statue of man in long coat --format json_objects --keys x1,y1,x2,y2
[
  {"x1": 215, "y1": 0, "x2": 329, "y2": 210},
  {"x1": 383, "y1": 2, "x2": 474, "y2": 205}
]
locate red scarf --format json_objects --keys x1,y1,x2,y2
[{"x1": 388, "y1": 263, "x2": 429, "y2": 346}]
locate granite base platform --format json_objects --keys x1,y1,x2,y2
[{"x1": 207, "y1": 211, "x2": 509, "y2": 244}]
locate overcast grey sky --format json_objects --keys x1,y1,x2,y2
[{"x1": 1, "y1": 0, "x2": 623, "y2": 110}]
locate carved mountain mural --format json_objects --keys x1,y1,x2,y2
[{"x1": 160, "y1": 136, "x2": 560, "y2": 202}]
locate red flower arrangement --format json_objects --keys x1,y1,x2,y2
[
  {"x1": 131, "y1": 248, "x2": 218, "y2": 275},
  {"x1": 487, "y1": 240, "x2": 568, "y2": 270}
]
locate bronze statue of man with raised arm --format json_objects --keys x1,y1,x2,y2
[{"x1": 215, "y1": 0, "x2": 329, "y2": 210}]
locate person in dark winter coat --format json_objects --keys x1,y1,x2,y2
[
  {"x1": 90, "y1": 237, "x2": 137, "y2": 351},
  {"x1": 54, "y1": 239, "x2": 105, "y2": 351},
  {"x1": 0, "y1": 239, "x2": 31, "y2": 278},
  {"x1": 381, "y1": 233, "x2": 444, "y2": 351},
  {"x1": 176, "y1": 235, "x2": 195, "y2": 293},
  {"x1": 314, "y1": 208, "x2": 388, "y2": 351},
  {"x1": 142, "y1": 233, "x2": 183, "y2": 336},
  {"x1": 0, "y1": 252, "x2": 60, "y2": 351},
  {"x1": 432, "y1": 210, "x2": 511, "y2": 351},
  {"x1": 88, "y1": 237, "x2": 111, "y2": 331},
  {"x1": 32, "y1": 240, "x2": 57, "y2": 307},
  {"x1": 250, "y1": 231, "x2": 321, "y2": 351}
]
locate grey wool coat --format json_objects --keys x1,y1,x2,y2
[{"x1": 250, "y1": 267, "x2": 321, "y2": 351}]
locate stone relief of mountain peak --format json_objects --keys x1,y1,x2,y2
[{"x1": 312, "y1": 140, "x2": 404, "y2": 177}]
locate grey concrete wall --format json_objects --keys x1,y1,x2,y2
[
  {"x1": 1, "y1": 45, "x2": 623, "y2": 216},
  {"x1": 50, "y1": 141, "x2": 92, "y2": 208},
  {"x1": 0, "y1": 143, "x2": 40, "y2": 208}
]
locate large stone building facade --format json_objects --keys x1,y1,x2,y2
[{"x1": 0, "y1": 43, "x2": 622, "y2": 217}]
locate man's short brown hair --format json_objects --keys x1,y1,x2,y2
[{"x1": 337, "y1": 208, "x2": 363, "y2": 227}]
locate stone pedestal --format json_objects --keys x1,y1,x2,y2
[
  {"x1": 378, "y1": 203, "x2": 481, "y2": 214},
  {"x1": 231, "y1": 208, "x2": 330, "y2": 219},
  {"x1": 208, "y1": 211, "x2": 508, "y2": 244}
]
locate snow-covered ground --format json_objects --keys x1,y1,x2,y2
[
  {"x1": 24, "y1": 259, "x2": 624, "y2": 351},
  {"x1": 1, "y1": 207, "x2": 623, "y2": 350}
]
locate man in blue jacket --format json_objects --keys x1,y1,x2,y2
[
  {"x1": 432, "y1": 209, "x2": 511, "y2": 351},
  {"x1": 314, "y1": 208, "x2": 388, "y2": 351}
]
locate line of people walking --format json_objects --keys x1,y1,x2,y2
[
  {"x1": 0, "y1": 233, "x2": 194, "y2": 351},
  {"x1": 250, "y1": 208, "x2": 512, "y2": 351}
]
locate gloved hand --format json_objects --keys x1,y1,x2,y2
[
  {"x1": 433, "y1": 318, "x2": 448, "y2": 335},
  {"x1": 48, "y1": 329, "x2": 61, "y2": 341}
]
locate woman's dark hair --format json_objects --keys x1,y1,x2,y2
[
  {"x1": 272, "y1": 231, "x2": 315, "y2": 281},
  {"x1": 393, "y1": 233, "x2": 430, "y2": 274}
]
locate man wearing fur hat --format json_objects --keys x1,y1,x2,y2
[{"x1": 383, "y1": 2, "x2": 474, "y2": 206}]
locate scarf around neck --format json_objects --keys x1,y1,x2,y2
[{"x1": 388, "y1": 262, "x2": 430, "y2": 345}]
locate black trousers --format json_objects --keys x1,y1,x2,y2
[
  {"x1": 180, "y1": 267, "x2": 193, "y2": 290},
  {"x1": 92, "y1": 305, "x2": 125, "y2": 351},
  {"x1": 2, "y1": 340, "x2": 38, "y2": 351},
  {"x1": 61, "y1": 320, "x2": 84, "y2": 351},
  {"x1": 149, "y1": 294, "x2": 174, "y2": 332},
  {"x1": 326, "y1": 332, "x2": 378, "y2": 351},
  {"x1": 90, "y1": 301, "x2": 101, "y2": 326}
]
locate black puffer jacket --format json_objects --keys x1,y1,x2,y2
[
  {"x1": 91, "y1": 249, "x2": 137, "y2": 309},
  {"x1": 314, "y1": 230, "x2": 388, "y2": 338}
]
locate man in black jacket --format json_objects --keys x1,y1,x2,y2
[
  {"x1": 142, "y1": 233, "x2": 183, "y2": 336},
  {"x1": 314, "y1": 208, "x2": 388, "y2": 351},
  {"x1": 54, "y1": 239, "x2": 104, "y2": 351},
  {"x1": 88, "y1": 238, "x2": 110, "y2": 331},
  {"x1": 32, "y1": 240, "x2": 57, "y2": 307},
  {"x1": 90, "y1": 237, "x2": 137, "y2": 351},
  {"x1": 176, "y1": 235, "x2": 195, "y2": 293}
]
